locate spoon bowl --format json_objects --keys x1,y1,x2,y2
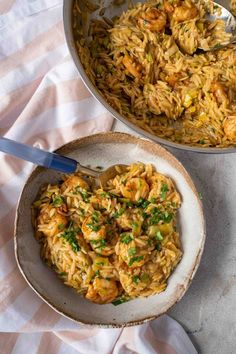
[{"x1": 203, "y1": 2, "x2": 236, "y2": 50}]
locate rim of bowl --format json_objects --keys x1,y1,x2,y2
[
  {"x1": 14, "y1": 132, "x2": 206, "y2": 327},
  {"x1": 62, "y1": 0, "x2": 236, "y2": 154}
]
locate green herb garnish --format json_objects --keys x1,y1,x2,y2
[
  {"x1": 59, "y1": 272, "x2": 67, "y2": 277},
  {"x1": 156, "y1": 231, "x2": 163, "y2": 241},
  {"x1": 60, "y1": 224, "x2": 80, "y2": 252},
  {"x1": 52, "y1": 195, "x2": 64, "y2": 207},
  {"x1": 132, "y1": 275, "x2": 140, "y2": 284},
  {"x1": 199, "y1": 192, "x2": 203, "y2": 200},
  {"x1": 132, "y1": 221, "x2": 139, "y2": 231},
  {"x1": 87, "y1": 224, "x2": 101, "y2": 232},
  {"x1": 120, "y1": 233, "x2": 133, "y2": 244},
  {"x1": 214, "y1": 43, "x2": 221, "y2": 49},
  {"x1": 112, "y1": 297, "x2": 129, "y2": 306},
  {"x1": 113, "y1": 208, "x2": 125, "y2": 218},
  {"x1": 156, "y1": 243, "x2": 161, "y2": 251},
  {"x1": 128, "y1": 255, "x2": 144, "y2": 267},
  {"x1": 58, "y1": 223, "x2": 65, "y2": 231},
  {"x1": 198, "y1": 139, "x2": 205, "y2": 145},
  {"x1": 128, "y1": 247, "x2": 137, "y2": 256},
  {"x1": 137, "y1": 198, "x2": 150, "y2": 209},
  {"x1": 160, "y1": 184, "x2": 169, "y2": 199},
  {"x1": 91, "y1": 239, "x2": 107, "y2": 249}
]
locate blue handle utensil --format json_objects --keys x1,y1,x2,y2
[{"x1": 0, "y1": 137, "x2": 127, "y2": 186}]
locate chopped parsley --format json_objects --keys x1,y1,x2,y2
[
  {"x1": 128, "y1": 247, "x2": 137, "y2": 256},
  {"x1": 113, "y1": 208, "x2": 125, "y2": 218},
  {"x1": 198, "y1": 139, "x2": 205, "y2": 145},
  {"x1": 112, "y1": 297, "x2": 129, "y2": 306},
  {"x1": 132, "y1": 221, "x2": 139, "y2": 231},
  {"x1": 140, "y1": 273, "x2": 150, "y2": 282},
  {"x1": 120, "y1": 233, "x2": 133, "y2": 244},
  {"x1": 52, "y1": 195, "x2": 64, "y2": 207},
  {"x1": 90, "y1": 239, "x2": 107, "y2": 249},
  {"x1": 74, "y1": 187, "x2": 90, "y2": 202},
  {"x1": 58, "y1": 223, "x2": 65, "y2": 231},
  {"x1": 95, "y1": 270, "x2": 101, "y2": 277},
  {"x1": 156, "y1": 231, "x2": 163, "y2": 241},
  {"x1": 214, "y1": 43, "x2": 221, "y2": 49},
  {"x1": 137, "y1": 198, "x2": 150, "y2": 209},
  {"x1": 59, "y1": 272, "x2": 67, "y2": 277},
  {"x1": 132, "y1": 275, "x2": 140, "y2": 284},
  {"x1": 156, "y1": 242, "x2": 162, "y2": 251},
  {"x1": 160, "y1": 184, "x2": 169, "y2": 199},
  {"x1": 128, "y1": 255, "x2": 144, "y2": 267},
  {"x1": 149, "y1": 207, "x2": 173, "y2": 225},
  {"x1": 100, "y1": 192, "x2": 110, "y2": 198},
  {"x1": 87, "y1": 224, "x2": 101, "y2": 232},
  {"x1": 60, "y1": 224, "x2": 80, "y2": 252},
  {"x1": 199, "y1": 192, "x2": 203, "y2": 200}
]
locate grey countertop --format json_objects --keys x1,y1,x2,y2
[{"x1": 113, "y1": 119, "x2": 236, "y2": 354}]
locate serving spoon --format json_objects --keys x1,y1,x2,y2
[
  {"x1": 0, "y1": 137, "x2": 127, "y2": 187},
  {"x1": 203, "y1": 2, "x2": 236, "y2": 50}
]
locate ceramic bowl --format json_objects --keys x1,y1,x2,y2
[{"x1": 14, "y1": 132, "x2": 205, "y2": 327}]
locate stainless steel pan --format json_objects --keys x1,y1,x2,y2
[{"x1": 63, "y1": 0, "x2": 236, "y2": 153}]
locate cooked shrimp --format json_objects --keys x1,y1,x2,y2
[
  {"x1": 211, "y1": 81, "x2": 228, "y2": 104},
  {"x1": 123, "y1": 54, "x2": 142, "y2": 78},
  {"x1": 120, "y1": 177, "x2": 149, "y2": 202},
  {"x1": 82, "y1": 216, "x2": 106, "y2": 241},
  {"x1": 173, "y1": 3, "x2": 198, "y2": 22},
  {"x1": 85, "y1": 278, "x2": 118, "y2": 304},
  {"x1": 148, "y1": 173, "x2": 181, "y2": 206},
  {"x1": 115, "y1": 239, "x2": 147, "y2": 268},
  {"x1": 138, "y1": 8, "x2": 167, "y2": 32},
  {"x1": 163, "y1": 1, "x2": 174, "y2": 14},
  {"x1": 61, "y1": 176, "x2": 89, "y2": 193},
  {"x1": 223, "y1": 116, "x2": 236, "y2": 140},
  {"x1": 37, "y1": 205, "x2": 68, "y2": 237}
]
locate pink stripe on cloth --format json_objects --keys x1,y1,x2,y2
[
  {"x1": 0, "y1": 77, "x2": 89, "y2": 131},
  {"x1": 21, "y1": 303, "x2": 61, "y2": 332},
  {"x1": 0, "y1": 332, "x2": 19, "y2": 354},
  {"x1": 0, "y1": 77, "x2": 44, "y2": 130},
  {"x1": 143, "y1": 325, "x2": 178, "y2": 354},
  {"x1": 0, "y1": 0, "x2": 15, "y2": 15},
  {"x1": 0, "y1": 78, "x2": 91, "y2": 133},
  {"x1": 36, "y1": 332, "x2": 62, "y2": 354},
  {"x1": 0, "y1": 268, "x2": 27, "y2": 313},
  {"x1": 0, "y1": 21, "x2": 64, "y2": 77},
  {"x1": 55, "y1": 328, "x2": 99, "y2": 342},
  {"x1": 0, "y1": 208, "x2": 16, "y2": 248}
]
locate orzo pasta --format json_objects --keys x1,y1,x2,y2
[
  {"x1": 33, "y1": 163, "x2": 182, "y2": 304},
  {"x1": 73, "y1": 0, "x2": 236, "y2": 147}
]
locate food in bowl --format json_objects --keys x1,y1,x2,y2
[
  {"x1": 73, "y1": 0, "x2": 236, "y2": 148},
  {"x1": 32, "y1": 162, "x2": 182, "y2": 304}
]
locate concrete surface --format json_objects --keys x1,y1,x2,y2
[{"x1": 113, "y1": 119, "x2": 236, "y2": 354}]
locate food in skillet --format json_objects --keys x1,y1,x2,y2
[
  {"x1": 74, "y1": 0, "x2": 236, "y2": 147},
  {"x1": 33, "y1": 163, "x2": 182, "y2": 304}
]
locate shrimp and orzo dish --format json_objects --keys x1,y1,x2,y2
[
  {"x1": 32, "y1": 163, "x2": 182, "y2": 305},
  {"x1": 73, "y1": 0, "x2": 236, "y2": 147}
]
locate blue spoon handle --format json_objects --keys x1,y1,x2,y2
[{"x1": 0, "y1": 137, "x2": 78, "y2": 173}]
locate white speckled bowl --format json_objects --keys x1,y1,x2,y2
[{"x1": 14, "y1": 132, "x2": 205, "y2": 327}]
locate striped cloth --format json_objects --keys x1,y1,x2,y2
[{"x1": 0, "y1": 1, "x2": 197, "y2": 353}]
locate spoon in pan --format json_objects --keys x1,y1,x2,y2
[
  {"x1": 0, "y1": 137, "x2": 127, "y2": 187},
  {"x1": 201, "y1": 2, "x2": 236, "y2": 50}
]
